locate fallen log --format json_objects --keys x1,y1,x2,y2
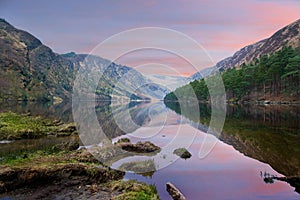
[{"x1": 166, "y1": 182, "x2": 186, "y2": 200}]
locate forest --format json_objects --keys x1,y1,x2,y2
[{"x1": 164, "y1": 46, "x2": 300, "y2": 102}]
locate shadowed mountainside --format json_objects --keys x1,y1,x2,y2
[{"x1": 0, "y1": 19, "x2": 169, "y2": 102}]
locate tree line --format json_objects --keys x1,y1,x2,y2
[{"x1": 164, "y1": 46, "x2": 300, "y2": 102}]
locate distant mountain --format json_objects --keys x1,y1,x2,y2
[
  {"x1": 216, "y1": 18, "x2": 300, "y2": 71},
  {"x1": 189, "y1": 66, "x2": 215, "y2": 81},
  {"x1": 0, "y1": 19, "x2": 168, "y2": 101},
  {"x1": 64, "y1": 53, "x2": 169, "y2": 100},
  {"x1": 146, "y1": 74, "x2": 190, "y2": 91}
]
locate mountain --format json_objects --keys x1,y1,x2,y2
[
  {"x1": 0, "y1": 19, "x2": 74, "y2": 101},
  {"x1": 167, "y1": 19, "x2": 300, "y2": 103},
  {"x1": 189, "y1": 66, "x2": 215, "y2": 81},
  {"x1": 64, "y1": 53, "x2": 169, "y2": 100},
  {"x1": 0, "y1": 19, "x2": 168, "y2": 101},
  {"x1": 146, "y1": 74, "x2": 190, "y2": 91},
  {"x1": 189, "y1": 18, "x2": 300, "y2": 78},
  {"x1": 216, "y1": 19, "x2": 300, "y2": 71}
]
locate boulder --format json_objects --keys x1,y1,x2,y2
[{"x1": 173, "y1": 148, "x2": 192, "y2": 159}]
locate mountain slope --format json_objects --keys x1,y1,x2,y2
[
  {"x1": 188, "y1": 18, "x2": 300, "y2": 80},
  {"x1": 0, "y1": 19, "x2": 74, "y2": 101},
  {"x1": 0, "y1": 19, "x2": 168, "y2": 101},
  {"x1": 216, "y1": 18, "x2": 300, "y2": 71},
  {"x1": 169, "y1": 19, "x2": 300, "y2": 103},
  {"x1": 146, "y1": 74, "x2": 190, "y2": 91},
  {"x1": 63, "y1": 53, "x2": 169, "y2": 100}
]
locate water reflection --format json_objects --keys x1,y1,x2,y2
[
  {"x1": 0, "y1": 101, "x2": 74, "y2": 122},
  {"x1": 165, "y1": 102, "x2": 300, "y2": 178},
  {"x1": 0, "y1": 101, "x2": 299, "y2": 199}
]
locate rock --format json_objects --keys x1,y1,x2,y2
[
  {"x1": 58, "y1": 123, "x2": 77, "y2": 133},
  {"x1": 67, "y1": 138, "x2": 80, "y2": 151},
  {"x1": 166, "y1": 182, "x2": 186, "y2": 200},
  {"x1": 87, "y1": 184, "x2": 99, "y2": 193},
  {"x1": 173, "y1": 148, "x2": 192, "y2": 159},
  {"x1": 118, "y1": 159, "x2": 156, "y2": 174},
  {"x1": 118, "y1": 141, "x2": 160, "y2": 153}
]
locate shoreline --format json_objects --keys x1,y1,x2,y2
[{"x1": 0, "y1": 112, "x2": 160, "y2": 199}]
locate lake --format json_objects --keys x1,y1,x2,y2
[{"x1": 0, "y1": 101, "x2": 299, "y2": 199}]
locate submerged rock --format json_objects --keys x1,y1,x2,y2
[{"x1": 118, "y1": 159, "x2": 156, "y2": 174}]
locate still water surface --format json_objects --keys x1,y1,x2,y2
[{"x1": 0, "y1": 101, "x2": 299, "y2": 199}]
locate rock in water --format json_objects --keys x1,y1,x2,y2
[
  {"x1": 166, "y1": 182, "x2": 186, "y2": 200},
  {"x1": 119, "y1": 141, "x2": 161, "y2": 153},
  {"x1": 173, "y1": 148, "x2": 192, "y2": 159}
]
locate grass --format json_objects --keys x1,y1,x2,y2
[
  {"x1": 103, "y1": 180, "x2": 160, "y2": 200},
  {"x1": 0, "y1": 147, "x2": 160, "y2": 199},
  {"x1": 0, "y1": 139, "x2": 160, "y2": 198},
  {"x1": 115, "y1": 138, "x2": 131, "y2": 144},
  {"x1": 0, "y1": 111, "x2": 76, "y2": 140}
]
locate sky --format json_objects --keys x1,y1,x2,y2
[{"x1": 1, "y1": 0, "x2": 299, "y2": 76}]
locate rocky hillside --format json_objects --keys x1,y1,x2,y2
[
  {"x1": 216, "y1": 18, "x2": 300, "y2": 71},
  {"x1": 0, "y1": 19, "x2": 168, "y2": 101},
  {"x1": 189, "y1": 66, "x2": 215, "y2": 81},
  {"x1": 0, "y1": 19, "x2": 74, "y2": 101},
  {"x1": 188, "y1": 18, "x2": 300, "y2": 80},
  {"x1": 64, "y1": 53, "x2": 169, "y2": 100}
]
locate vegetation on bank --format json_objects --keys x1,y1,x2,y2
[
  {"x1": 165, "y1": 46, "x2": 300, "y2": 102},
  {"x1": 0, "y1": 135, "x2": 160, "y2": 199},
  {"x1": 0, "y1": 112, "x2": 76, "y2": 140},
  {"x1": 102, "y1": 180, "x2": 159, "y2": 200}
]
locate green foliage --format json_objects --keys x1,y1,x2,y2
[
  {"x1": 165, "y1": 46, "x2": 300, "y2": 101},
  {"x1": 0, "y1": 112, "x2": 75, "y2": 140},
  {"x1": 0, "y1": 112, "x2": 53, "y2": 139},
  {"x1": 104, "y1": 180, "x2": 159, "y2": 200},
  {"x1": 115, "y1": 137, "x2": 131, "y2": 144}
]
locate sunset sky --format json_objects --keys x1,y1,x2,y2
[{"x1": 1, "y1": 0, "x2": 299, "y2": 76}]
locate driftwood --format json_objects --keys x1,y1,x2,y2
[{"x1": 166, "y1": 182, "x2": 186, "y2": 200}]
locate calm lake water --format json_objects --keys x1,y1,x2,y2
[{"x1": 0, "y1": 101, "x2": 299, "y2": 199}]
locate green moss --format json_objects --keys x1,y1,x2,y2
[
  {"x1": 0, "y1": 112, "x2": 76, "y2": 140},
  {"x1": 0, "y1": 149, "x2": 63, "y2": 166},
  {"x1": 103, "y1": 180, "x2": 160, "y2": 200},
  {"x1": 115, "y1": 138, "x2": 131, "y2": 144}
]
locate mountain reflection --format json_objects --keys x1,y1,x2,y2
[{"x1": 165, "y1": 101, "x2": 300, "y2": 177}]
